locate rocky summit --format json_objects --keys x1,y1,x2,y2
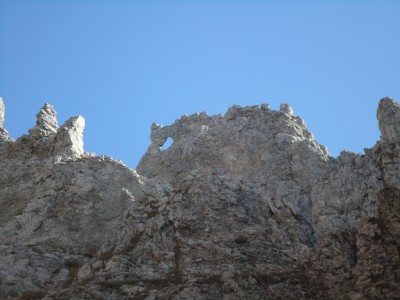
[{"x1": 0, "y1": 98, "x2": 399, "y2": 299}]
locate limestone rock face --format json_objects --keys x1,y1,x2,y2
[{"x1": 0, "y1": 98, "x2": 399, "y2": 299}]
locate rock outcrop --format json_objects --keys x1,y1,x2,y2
[
  {"x1": 0, "y1": 97, "x2": 5, "y2": 129},
  {"x1": 0, "y1": 97, "x2": 399, "y2": 299},
  {"x1": 0, "y1": 97, "x2": 10, "y2": 140}
]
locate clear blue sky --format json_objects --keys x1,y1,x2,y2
[{"x1": 1, "y1": 1, "x2": 399, "y2": 168}]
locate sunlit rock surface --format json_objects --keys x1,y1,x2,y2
[{"x1": 0, "y1": 97, "x2": 399, "y2": 299}]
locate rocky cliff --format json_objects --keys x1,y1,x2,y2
[{"x1": 0, "y1": 97, "x2": 399, "y2": 299}]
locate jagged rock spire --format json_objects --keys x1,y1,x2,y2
[
  {"x1": 377, "y1": 97, "x2": 400, "y2": 144},
  {"x1": 29, "y1": 103, "x2": 59, "y2": 138},
  {"x1": 280, "y1": 103, "x2": 293, "y2": 116},
  {"x1": 0, "y1": 97, "x2": 10, "y2": 140},
  {"x1": 53, "y1": 116, "x2": 85, "y2": 160},
  {"x1": 0, "y1": 97, "x2": 4, "y2": 129}
]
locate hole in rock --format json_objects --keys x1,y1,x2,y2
[{"x1": 160, "y1": 137, "x2": 174, "y2": 151}]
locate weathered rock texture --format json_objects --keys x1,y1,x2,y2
[
  {"x1": 0, "y1": 97, "x2": 9, "y2": 140},
  {"x1": 0, "y1": 98, "x2": 399, "y2": 299},
  {"x1": 0, "y1": 97, "x2": 5, "y2": 129}
]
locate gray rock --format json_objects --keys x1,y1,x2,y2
[
  {"x1": 0, "y1": 97, "x2": 4, "y2": 128},
  {"x1": 53, "y1": 116, "x2": 85, "y2": 161},
  {"x1": 0, "y1": 98, "x2": 399, "y2": 299},
  {"x1": 0, "y1": 97, "x2": 10, "y2": 141},
  {"x1": 377, "y1": 97, "x2": 400, "y2": 143},
  {"x1": 29, "y1": 103, "x2": 59, "y2": 138}
]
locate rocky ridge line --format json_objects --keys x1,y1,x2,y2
[{"x1": 0, "y1": 97, "x2": 399, "y2": 299}]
